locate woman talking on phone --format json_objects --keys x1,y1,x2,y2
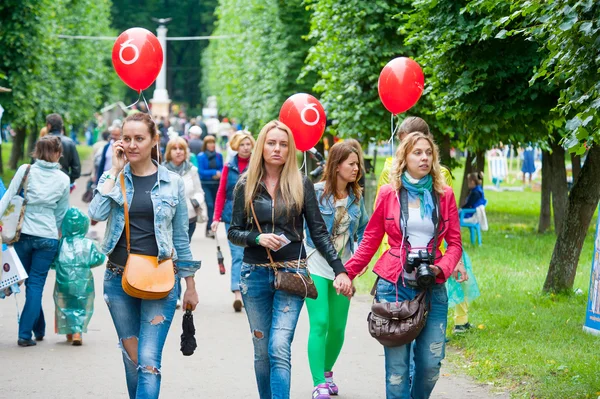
[
  {"x1": 228, "y1": 120, "x2": 352, "y2": 399},
  {"x1": 88, "y1": 113, "x2": 200, "y2": 399}
]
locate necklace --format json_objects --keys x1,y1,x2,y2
[{"x1": 265, "y1": 178, "x2": 278, "y2": 188}]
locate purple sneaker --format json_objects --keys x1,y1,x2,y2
[
  {"x1": 324, "y1": 371, "x2": 338, "y2": 396},
  {"x1": 312, "y1": 383, "x2": 330, "y2": 399}
]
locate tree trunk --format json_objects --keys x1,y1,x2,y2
[
  {"x1": 475, "y1": 149, "x2": 485, "y2": 175},
  {"x1": 438, "y1": 133, "x2": 452, "y2": 168},
  {"x1": 571, "y1": 153, "x2": 581, "y2": 184},
  {"x1": 27, "y1": 124, "x2": 38, "y2": 157},
  {"x1": 548, "y1": 140, "x2": 568, "y2": 234},
  {"x1": 538, "y1": 150, "x2": 551, "y2": 233},
  {"x1": 543, "y1": 144, "x2": 600, "y2": 293},
  {"x1": 9, "y1": 127, "x2": 27, "y2": 169},
  {"x1": 459, "y1": 150, "x2": 476, "y2": 207}
]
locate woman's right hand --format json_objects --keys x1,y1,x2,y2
[
  {"x1": 258, "y1": 233, "x2": 285, "y2": 251},
  {"x1": 111, "y1": 140, "x2": 127, "y2": 173}
]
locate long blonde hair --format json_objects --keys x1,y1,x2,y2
[
  {"x1": 391, "y1": 132, "x2": 446, "y2": 195},
  {"x1": 243, "y1": 120, "x2": 304, "y2": 214}
]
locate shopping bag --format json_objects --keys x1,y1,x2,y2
[{"x1": 0, "y1": 246, "x2": 28, "y2": 291}]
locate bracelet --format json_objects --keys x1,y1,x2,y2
[
  {"x1": 105, "y1": 173, "x2": 117, "y2": 182},
  {"x1": 255, "y1": 234, "x2": 261, "y2": 245}
]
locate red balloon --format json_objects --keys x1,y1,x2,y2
[
  {"x1": 378, "y1": 57, "x2": 425, "y2": 115},
  {"x1": 279, "y1": 94, "x2": 327, "y2": 152},
  {"x1": 112, "y1": 28, "x2": 163, "y2": 92}
]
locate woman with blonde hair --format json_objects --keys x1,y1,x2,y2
[
  {"x1": 228, "y1": 120, "x2": 352, "y2": 399},
  {"x1": 212, "y1": 131, "x2": 255, "y2": 311},
  {"x1": 344, "y1": 132, "x2": 462, "y2": 399},
  {"x1": 197, "y1": 135, "x2": 223, "y2": 238},
  {"x1": 164, "y1": 136, "x2": 207, "y2": 242}
]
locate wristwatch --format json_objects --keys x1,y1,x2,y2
[{"x1": 255, "y1": 234, "x2": 261, "y2": 245}]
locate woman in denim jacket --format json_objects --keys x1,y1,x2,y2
[
  {"x1": 88, "y1": 113, "x2": 200, "y2": 399},
  {"x1": 0, "y1": 136, "x2": 70, "y2": 347},
  {"x1": 304, "y1": 142, "x2": 369, "y2": 399}
]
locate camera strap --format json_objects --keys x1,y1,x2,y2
[{"x1": 399, "y1": 188, "x2": 441, "y2": 263}]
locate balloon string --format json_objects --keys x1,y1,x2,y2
[
  {"x1": 299, "y1": 151, "x2": 306, "y2": 173},
  {"x1": 389, "y1": 113, "x2": 401, "y2": 157},
  {"x1": 125, "y1": 91, "x2": 143, "y2": 109},
  {"x1": 304, "y1": 152, "x2": 308, "y2": 176}
]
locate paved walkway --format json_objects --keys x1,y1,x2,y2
[{"x1": 0, "y1": 158, "x2": 508, "y2": 398}]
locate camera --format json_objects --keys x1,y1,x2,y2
[{"x1": 405, "y1": 250, "x2": 436, "y2": 288}]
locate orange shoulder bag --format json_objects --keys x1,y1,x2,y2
[{"x1": 120, "y1": 173, "x2": 175, "y2": 300}]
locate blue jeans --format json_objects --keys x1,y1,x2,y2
[
  {"x1": 201, "y1": 181, "x2": 219, "y2": 231},
  {"x1": 376, "y1": 279, "x2": 448, "y2": 399},
  {"x1": 14, "y1": 234, "x2": 59, "y2": 340},
  {"x1": 240, "y1": 263, "x2": 306, "y2": 399},
  {"x1": 225, "y1": 223, "x2": 244, "y2": 292},
  {"x1": 103, "y1": 269, "x2": 178, "y2": 399}
]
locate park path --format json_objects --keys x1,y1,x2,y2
[{"x1": 0, "y1": 155, "x2": 509, "y2": 398}]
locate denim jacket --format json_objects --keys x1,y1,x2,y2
[
  {"x1": 88, "y1": 162, "x2": 200, "y2": 278},
  {"x1": 305, "y1": 181, "x2": 369, "y2": 255},
  {"x1": 0, "y1": 160, "x2": 70, "y2": 240}
]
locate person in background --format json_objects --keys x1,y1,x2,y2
[
  {"x1": 521, "y1": 144, "x2": 535, "y2": 186},
  {"x1": 227, "y1": 120, "x2": 352, "y2": 399},
  {"x1": 46, "y1": 113, "x2": 81, "y2": 185},
  {"x1": 188, "y1": 126, "x2": 204, "y2": 156},
  {"x1": 218, "y1": 117, "x2": 232, "y2": 150},
  {"x1": 462, "y1": 172, "x2": 486, "y2": 211},
  {"x1": 196, "y1": 116, "x2": 209, "y2": 139},
  {"x1": 211, "y1": 131, "x2": 255, "y2": 312},
  {"x1": 305, "y1": 142, "x2": 369, "y2": 399},
  {"x1": 52, "y1": 207, "x2": 105, "y2": 346},
  {"x1": 164, "y1": 137, "x2": 207, "y2": 243},
  {"x1": 0, "y1": 136, "x2": 70, "y2": 346},
  {"x1": 39, "y1": 126, "x2": 48, "y2": 138},
  {"x1": 96, "y1": 125, "x2": 122, "y2": 185},
  {"x1": 344, "y1": 132, "x2": 462, "y2": 399},
  {"x1": 343, "y1": 139, "x2": 366, "y2": 190},
  {"x1": 197, "y1": 135, "x2": 223, "y2": 238}
]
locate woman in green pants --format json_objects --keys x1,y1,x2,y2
[{"x1": 304, "y1": 142, "x2": 369, "y2": 399}]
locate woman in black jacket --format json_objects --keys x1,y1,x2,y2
[{"x1": 228, "y1": 120, "x2": 352, "y2": 399}]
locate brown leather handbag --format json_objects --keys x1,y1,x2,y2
[
  {"x1": 120, "y1": 174, "x2": 175, "y2": 300},
  {"x1": 367, "y1": 279, "x2": 429, "y2": 347},
  {"x1": 250, "y1": 200, "x2": 318, "y2": 300}
]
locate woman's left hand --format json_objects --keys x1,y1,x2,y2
[
  {"x1": 333, "y1": 273, "x2": 352, "y2": 297},
  {"x1": 182, "y1": 279, "x2": 199, "y2": 311}
]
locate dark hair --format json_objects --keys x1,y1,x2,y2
[
  {"x1": 321, "y1": 142, "x2": 362, "y2": 204},
  {"x1": 32, "y1": 135, "x2": 62, "y2": 162},
  {"x1": 102, "y1": 130, "x2": 110, "y2": 141},
  {"x1": 398, "y1": 116, "x2": 430, "y2": 139},
  {"x1": 122, "y1": 113, "x2": 160, "y2": 162},
  {"x1": 468, "y1": 171, "x2": 484, "y2": 185},
  {"x1": 202, "y1": 135, "x2": 216, "y2": 152},
  {"x1": 45, "y1": 113, "x2": 63, "y2": 132}
]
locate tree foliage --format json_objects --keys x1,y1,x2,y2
[
  {"x1": 0, "y1": 0, "x2": 119, "y2": 166},
  {"x1": 303, "y1": 0, "x2": 412, "y2": 141},
  {"x1": 111, "y1": 0, "x2": 218, "y2": 110},
  {"x1": 202, "y1": 0, "x2": 313, "y2": 132},
  {"x1": 404, "y1": 0, "x2": 559, "y2": 150},
  {"x1": 496, "y1": 0, "x2": 600, "y2": 155}
]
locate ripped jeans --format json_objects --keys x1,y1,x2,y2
[
  {"x1": 103, "y1": 268, "x2": 178, "y2": 399},
  {"x1": 375, "y1": 279, "x2": 448, "y2": 399},
  {"x1": 240, "y1": 263, "x2": 305, "y2": 399}
]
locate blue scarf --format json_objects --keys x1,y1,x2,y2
[{"x1": 401, "y1": 172, "x2": 434, "y2": 219}]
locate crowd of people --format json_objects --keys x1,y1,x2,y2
[{"x1": 0, "y1": 110, "x2": 495, "y2": 399}]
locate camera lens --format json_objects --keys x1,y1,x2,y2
[{"x1": 416, "y1": 264, "x2": 436, "y2": 288}]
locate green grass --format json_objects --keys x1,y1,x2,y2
[
  {"x1": 1, "y1": 142, "x2": 93, "y2": 184},
  {"x1": 354, "y1": 168, "x2": 600, "y2": 398}
]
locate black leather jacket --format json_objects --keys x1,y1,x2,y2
[
  {"x1": 228, "y1": 176, "x2": 345, "y2": 276},
  {"x1": 49, "y1": 131, "x2": 81, "y2": 183}
]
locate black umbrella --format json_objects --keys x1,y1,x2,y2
[
  {"x1": 215, "y1": 234, "x2": 226, "y2": 275},
  {"x1": 180, "y1": 309, "x2": 197, "y2": 356}
]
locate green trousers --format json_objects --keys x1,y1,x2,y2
[{"x1": 306, "y1": 274, "x2": 351, "y2": 386}]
